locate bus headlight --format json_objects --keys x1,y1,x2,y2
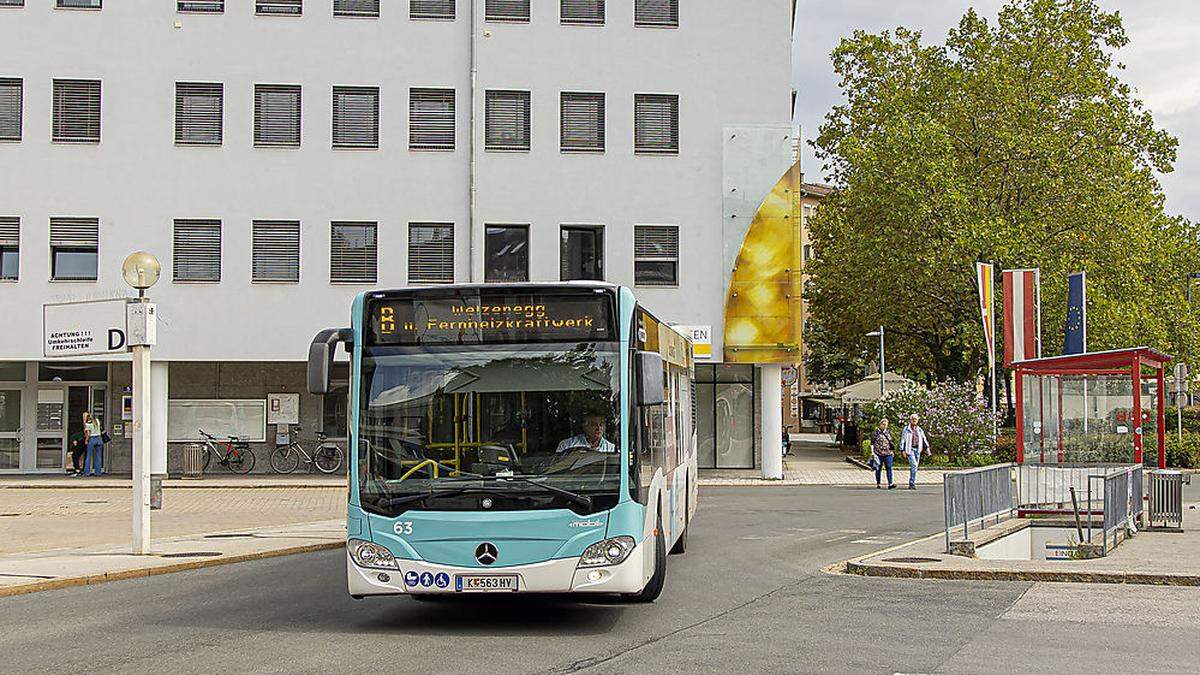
[
  {"x1": 348, "y1": 539, "x2": 398, "y2": 570},
  {"x1": 578, "y1": 536, "x2": 636, "y2": 568}
]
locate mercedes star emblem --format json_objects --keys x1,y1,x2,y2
[{"x1": 475, "y1": 542, "x2": 499, "y2": 565}]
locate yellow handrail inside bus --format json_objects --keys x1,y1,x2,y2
[{"x1": 399, "y1": 459, "x2": 440, "y2": 481}]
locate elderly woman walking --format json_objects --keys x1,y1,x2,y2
[{"x1": 871, "y1": 418, "x2": 896, "y2": 489}]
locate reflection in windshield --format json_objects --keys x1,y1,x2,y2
[{"x1": 358, "y1": 343, "x2": 621, "y2": 515}]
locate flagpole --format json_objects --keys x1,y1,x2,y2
[{"x1": 991, "y1": 266, "x2": 998, "y2": 441}]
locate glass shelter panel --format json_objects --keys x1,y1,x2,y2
[{"x1": 1022, "y1": 373, "x2": 1136, "y2": 464}]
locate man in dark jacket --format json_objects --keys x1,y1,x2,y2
[{"x1": 68, "y1": 430, "x2": 87, "y2": 475}]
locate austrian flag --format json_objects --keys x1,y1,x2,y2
[{"x1": 1002, "y1": 269, "x2": 1041, "y2": 367}]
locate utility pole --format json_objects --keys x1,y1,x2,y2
[
  {"x1": 866, "y1": 326, "x2": 885, "y2": 398},
  {"x1": 122, "y1": 252, "x2": 160, "y2": 555}
]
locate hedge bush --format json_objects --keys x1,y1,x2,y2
[{"x1": 862, "y1": 380, "x2": 1001, "y2": 463}]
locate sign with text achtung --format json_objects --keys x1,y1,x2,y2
[{"x1": 43, "y1": 298, "x2": 130, "y2": 357}]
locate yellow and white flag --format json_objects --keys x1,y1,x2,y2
[{"x1": 976, "y1": 262, "x2": 996, "y2": 370}]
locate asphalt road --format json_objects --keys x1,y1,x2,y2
[{"x1": 4, "y1": 485, "x2": 1200, "y2": 674}]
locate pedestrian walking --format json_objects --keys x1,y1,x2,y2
[
  {"x1": 870, "y1": 418, "x2": 895, "y2": 489},
  {"x1": 83, "y1": 412, "x2": 104, "y2": 477},
  {"x1": 900, "y1": 413, "x2": 930, "y2": 490}
]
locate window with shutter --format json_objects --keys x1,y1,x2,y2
[
  {"x1": 57, "y1": 0, "x2": 101, "y2": 7},
  {"x1": 409, "y1": 88, "x2": 455, "y2": 151},
  {"x1": 332, "y1": 86, "x2": 379, "y2": 149},
  {"x1": 0, "y1": 1, "x2": 25, "y2": 6},
  {"x1": 49, "y1": 217, "x2": 99, "y2": 281},
  {"x1": 410, "y1": 0, "x2": 453, "y2": 20},
  {"x1": 561, "y1": 0, "x2": 602, "y2": 25},
  {"x1": 172, "y1": 219, "x2": 221, "y2": 282},
  {"x1": 634, "y1": 93, "x2": 678, "y2": 154},
  {"x1": 178, "y1": 0, "x2": 223, "y2": 11},
  {"x1": 330, "y1": 222, "x2": 377, "y2": 283},
  {"x1": 634, "y1": 225, "x2": 678, "y2": 286},
  {"x1": 254, "y1": 84, "x2": 301, "y2": 147},
  {"x1": 256, "y1": 0, "x2": 301, "y2": 15},
  {"x1": 175, "y1": 82, "x2": 222, "y2": 146},
  {"x1": 0, "y1": 217, "x2": 18, "y2": 281},
  {"x1": 485, "y1": 90, "x2": 530, "y2": 151},
  {"x1": 252, "y1": 220, "x2": 301, "y2": 282},
  {"x1": 634, "y1": 0, "x2": 677, "y2": 27},
  {"x1": 408, "y1": 223, "x2": 454, "y2": 284},
  {"x1": 560, "y1": 92, "x2": 604, "y2": 152},
  {"x1": 560, "y1": 225, "x2": 603, "y2": 281},
  {"x1": 52, "y1": 79, "x2": 101, "y2": 143},
  {"x1": 484, "y1": 225, "x2": 529, "y2": 282},
  {"x1": 334, "y1": 0, "x2": 378, "y2": 17},
  {"x1": 485, "y1": 0, "x2": 528, "y2": 22},
  {"x1": 0, "y1": 79, "x2": 20, "y2": 142}
]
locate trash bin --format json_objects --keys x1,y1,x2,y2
[
  {"x1": 182, "y1": 443, "x2": 205, "y2": 479},
  {"x1": 1148, "y1": 470, "x2": 1185, "y2": 530}
]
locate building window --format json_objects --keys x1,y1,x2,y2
[
  {"x1": 634, "y1": 93, "x2": 678, "y2": 154},
  {"x1": 485, "y1": 225, "x2": 528, "y2": 282},
  {"x1": 408, "y1": 223, "x2": 454, "y2": 284},
  {"x1": 57, "y1": 0, "x2": 100, "y2": 7},
  {"x1": 0, "y1": 217, "x2": 18, "y2": 280},
  {"x1": 332, "y1": 86, "x2": 379, "y2": 149},
  {"x1": 695, "y1": 364, "x2": 755, "y2": 469},
  {"x1": 635, "y1": 0, "x2": 677, "y2": 27},
  {"x1": 802, "y1": 244, "x2": 813, "y2": 263},
  {"x1": 409, "y1": 88, "x2": 455, "y2": 150},
  {"x1": 560, "y1": 225, "x2": 603, "y2": 281},
  {"x1": 560, "y1": 92, "x2": 604, "y2": 152},
  {"x1": 254, "y1": 84, "x2": 301, "y2": 147},
  {"x1": 485, "y1": 0, "x2": 528, "y2": 22},
  {"x1": 330, "y1": 222, "x2": 378, "y2": 283},
  {"x1": 178, "y1": 0, "x2": 223, "y2": 11},
  {"x1": 52, "y1": 79, "x2": 100, "y2": 143},
  {"x1": 252, "y1": 220, "x2": 300, "y2": 282},
  {"x1": 410, "y1": 0, "x2": 453, "y2": 19},
  {"x1": 173, "y1": 219, "x2": 221, "y2": 282},
  {"x1": 634, "y1": 225, "x2": 678, "y2": 286},
  {"x1": 334, "y1": 0, "x2": 378, "y2": 17},
  {"x1": 256, "y1": 0, "x2": 301, "y2": 15},
  {"x1": 49, "y1": 217, "x2": 99, "y2": 281},
  {"x1": 0, "y1": 1, "x2": 25, "y2": 6},
  {"x1": 485, "y1": 90, "x2": 530, "y2": 151},
  {"x1": 0, "y1": 78, "x2": 20, "y2": 142},
  {"x1": 561, "y1": 0, "x2": 602, "y2": 24},
  {"x1": 175, "y1": 82, "x2": 223, "y2": 146}
]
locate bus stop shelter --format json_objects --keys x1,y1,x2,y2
[{"x1": 1013, "y1": 347, "x2": 1171, "y2": 468}]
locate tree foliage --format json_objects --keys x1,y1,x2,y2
[{"x1": 808, "y1": 0, "x2": 1200, "y2": 382}]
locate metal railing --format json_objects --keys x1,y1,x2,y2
[
  {"x1": 1016, "y1": 463, "x2": 1138, "y2": 516},
  {"x1": 944, "y1": 463, "x2": 1016, "y2": 552},
  {"x1": 1085, "y1": 465, "x2": 1143, "y2": 555}
]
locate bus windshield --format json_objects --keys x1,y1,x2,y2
[{"x1": 358, "y1": 342, "x2": 622, "y2": 516}]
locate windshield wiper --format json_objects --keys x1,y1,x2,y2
[{"x1": 499, "y1": 476, "x2": 593, "y2": 511}]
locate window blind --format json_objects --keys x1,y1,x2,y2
[
  {"x1": 634, "y1": 224, "x2": 678, "y2": 286},
  {"x1": 0, "y1": 79, "x2": 20, "y2": 141},
  {"x1": 173, "y1": 219, "x2": 221, "y2": 282},
  {"x1": 50, "y1": 217, "x2": 99, "y2": 248},
  {"x1": 254, "y1": 84, "x2": 301, "y2": 147},
  {"x1": 330, "y1": 222, "x2": 377, "y2": 283},
  {"x1": 634, "y1": 0, "x2": 677, "y2": 27},
  {"x1": 175, "y1": 82, "x2": 223, "y2": 145},
  {"x1": 335, "y1": 0, "x2": 378, "y2": 17},
  {"x1": 0, "y1": 217, "x2": 18, "y2": 246},
  {"x1": 408, "y1": 223, "x2": 454, "y2": 284},
  {"x1": 409, "y1": 88, "x2": 455, "y2": 150},
  {"x1": 485, "y1": 0, "x2": 528, "y2": 22},
  {"x1": 252, "y1": 220, "x2": 300, "y2": 282},
  {"x1": 561, "y1": 0, "x2": 603, "y2": 25},
  {"x1": 332, "y1": 86, "x2": 379, "y2": 149},
  {"x1": 52, "y1": 79, "x2": 101, "y2": 143},
  {"x1": 178, "y1": 0, "x2": 223, "y2": 11},
  {"x1": 560, "y1": 92, "x2": 604, "y2": 152},
  {"x1": 410, "y1": 0, "x2": 454, "y2": 19},
  {"x1": 256, "y1": 0, "x2": 301, "y2": 15},
  {"x1": 485, "y1": 90, "x2": 530, "y2": 151},
  {"x1": 634, "y1": 93, "x2": 678, "y2": 154}
]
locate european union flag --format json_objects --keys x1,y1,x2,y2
[{"x1": 1064, "y1": 271, "x2": 1086, "y2": 355}]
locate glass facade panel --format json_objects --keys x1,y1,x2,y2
[
  {"x1": 716, "y1": 382, "x2": 754, "y2": 468},
  {"x1": 696, "y1": 382, "x2": 715, "y2": 467},
  {"x1": 0, "y1": 389, "x2": 20, "y2": 431},
  {"x1": 38, "y1": 362, "x2": 108, "y2": 382},
  {"x1": 37, "y1": 438, "x2": 63, "y2": 469},
  {"x1": 0, "y1": 439, "x2": 17, "y2": 470}
]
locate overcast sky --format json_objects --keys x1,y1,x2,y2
[{"x1": 791, "y1": 0, "x2": 1199, "y2": 221}]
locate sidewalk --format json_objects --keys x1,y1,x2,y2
[
  {"x1": 701, "y1": 433, "x2": 948, "y2": 486},
  {"x1": 0, "y1": 474, "x2": 346, "y2": 489}
]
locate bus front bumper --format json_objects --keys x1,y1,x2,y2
[{"x1": 346, "y1": 544, "x2": 647, "y2": 597}]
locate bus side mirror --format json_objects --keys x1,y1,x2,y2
[
  {"x1": 635, "y1": 351, "x2": 665, "y2": 407},
  {"x1": 308, "y1": 328, "x2": 351, "y2": 395}
]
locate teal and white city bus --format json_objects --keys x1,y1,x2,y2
[{"x1": 307, "y1": 283, "x2": 697, "y2": 602}]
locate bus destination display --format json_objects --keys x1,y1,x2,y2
[{"x1": 367, "y1": 292, "x2": 614, "y2": 345}]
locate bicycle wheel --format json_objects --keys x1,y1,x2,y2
[
  {"x1": 270, "y1": 446, "x2": 301, "y2": 474},
  {"x1": 313, "y1": 444, "x2": 344, "y2": 474},
  {"x1": 201, "y1": 444, "x2": 213, "y2": 472},
  {"x1": 228, "y1": 446, "x2": 256, "y2": 474}
]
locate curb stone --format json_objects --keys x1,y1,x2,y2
[{"x1": 843, "y1": 559, "x2": 1200, "y2": 586}]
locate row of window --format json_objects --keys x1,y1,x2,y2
[
  {"x1": 0, "y1": 0, "x2": 681, "y2": 27},
  {"x1": 0, "y1": 80, "x2": 680, "y2": 153},
  {"x1": 0, "y1": 217, "x2": 680, "y2": 286}
]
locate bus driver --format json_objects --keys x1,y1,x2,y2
[{"x1": 556, "y1": 412, "x2": 616, "y2": 453}]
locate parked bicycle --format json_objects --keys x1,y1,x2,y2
[
  {"x1": 198, "y1": 429, "x2": 256, "y2": 474},
  {"x1": 269, "y1": 426, "x2": 344, "y2": 474}
]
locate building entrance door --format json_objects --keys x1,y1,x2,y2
[
  {"x1": 36, "y1": 388, "x2": 66, "y2": 471},
  {"x1": 0, "y1": 389, "x2": 21, "y2": 470}
]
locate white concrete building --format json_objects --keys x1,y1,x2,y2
[{"x1": 0, "y1": 0, "x2": 794, "y2": 475}]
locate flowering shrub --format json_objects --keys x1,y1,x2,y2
[{"x1": 862, "y1": 380, "x2": 1001, "y2": 462}]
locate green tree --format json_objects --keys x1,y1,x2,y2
[
  {"x1": 808, "y1": 0, "x2": 1200, "y2": 382},
  {"x1": 803, "y1": 312, "x2": 865, "y2": 387}
]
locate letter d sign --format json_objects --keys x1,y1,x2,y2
[{"x1": 108, "y1": 328, "x2": 126, "y2": 351}]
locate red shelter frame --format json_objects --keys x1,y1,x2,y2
[{"x1": 1012, "y1": 347, "x2": 1172, "y2": 468}]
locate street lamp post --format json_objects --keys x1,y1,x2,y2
[
  {"x1": 866, "y1": 326, "x2": 885, "y2": 398},
  {"x1": 122, "y1": 252, "x2": 160, "y2": 555}
]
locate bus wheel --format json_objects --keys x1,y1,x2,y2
[
  {"x1": 669, "y1": 493, "x2": 688, "y2": 555},
  {"x1": 631, "y1": 515, "x2": 667, "y2": 603}
]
